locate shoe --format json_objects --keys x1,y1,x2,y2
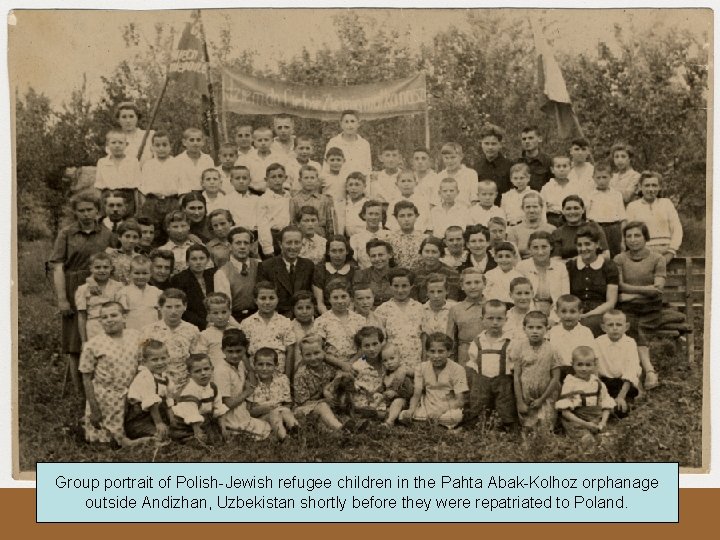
[{"x1": 645, "y1": 370, "x2": 660, "y2": 390}]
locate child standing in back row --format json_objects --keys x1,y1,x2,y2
[{"x1": 325, "y1": 110, "x2": 372, "y2": 176}]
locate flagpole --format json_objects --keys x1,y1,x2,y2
[{"x1": 196, "y1": 9, "x2": 221, "y2": 161}]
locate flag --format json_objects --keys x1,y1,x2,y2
[
  {"x1": 168, "y1": 20, "x2": 208, "y2": 95},
  {"x1": 531, "y1": 19, "x2": 582, "y2": 139}
]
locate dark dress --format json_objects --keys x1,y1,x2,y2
[
  {"x1": 48, "y1": 222, "x2": 113, "y2": 354},
  {"x1": 169, "y1": 267, "x2": 217, "y2": 330},
  {"x1": 313, "y1": 261, "x2": 357, "y2": 304},
  {"x1": 551, "y1": 220, "x2": 609, "y2": 260},
  {"x1": 411, "y1": 260, "x2": 462, "y2": 303},
  {"x1": 566, "y1": 256, "x2": 619, "y2": 337}
]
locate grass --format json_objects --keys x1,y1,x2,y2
[{"x1": 16, "y1": 241, "x2": 704, "y2": 470}]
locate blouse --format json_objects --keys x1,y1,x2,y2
[{"x1": 566, "y1": 256, "x2": 619, "y2": 312}]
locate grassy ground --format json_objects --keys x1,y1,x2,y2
[{"x1": 16, "y1": 240, "x2": 704, "y2": 469}]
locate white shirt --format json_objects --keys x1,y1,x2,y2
[
  {"x1": 257, "y1": 189, "x2": 291, "y2": 231},
  {"x1": 568, "y1": 163, "x2": 595, "y2": 194},
  {"x1": 367, "y1": 170, "x2": 400, "y2": 203},
  {"x1": 467, "y1": 332, "x2": 513, "y2": 377},
  {"x1": 540, "y1": 178, "x2": 585, "y2": 214},
  {"x1": 547, "y1": 324, "x2": 597, "y2": 367},
  {"x1": 350, "y1": 229, "x2": 392, "y2": 269},
  {"x1": 585, "y1": 188, "x2": 626, "y2": 223},
  {"x1": 483, "y1": 267, "x2": 526, "y2": 304},
  {"x1": 501, "y1": 188, "x2": 539, "y2": 225},
  {"x1": 416, "y1": 170, "x2": 442, "y2": 207},
  {"x1": 326, "y1": 133, "x2": 372, "y2": 176},
  {"x1": 174, "y1": 151, "x2": 215, "y2": 194},
  {"x1": 203, "y1": 192, "x2": 228, "y2": 214},
  {"x1": 469, "y1": 204, "x2": 506, "y2": 227},
  {"x1": 516, "y1": 257, "x2": 570, "y2": 304},
  {"x1": 437, "y1": 165, "x2": 478, "y2": 206},
  {"x1": 140, "y1": 157, "x2": 181, "y2": 196},
  {"x1": 270, "y1": 137, "x2": 296, "y2": 159},
  {"x1": 95, "y1": 155, "x2": 141, "y2": 190},
  {"x1": 594, "y1": 334, "x2": 641, "y2": 388},
  {"x1": 236, "y1": 149, "x2": 289, "y2": 192},
  {"x1": 343, "y1": 196, "x2": 369, "y2": 237},
  {"x1": 429, "y1": 203, "x2": 471, "y2": 238},
  {"x1": 625, "y1": 198, "x2": 683, "y2": 253}
]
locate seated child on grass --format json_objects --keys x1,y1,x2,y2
[
  {"x1": 399, "y1": 332, "x2": 468, "y2": 428},
  {"x1": 124, "y1": 338, "x2": 176, "y2": 442},
  {"x1": 510, "y1": 311, "x2": 559, "y2": 430},
  {"x1": 315, "y1": 280, "x2": 367, "y2": 364},
  {"x1": 171, "y1": 353, "x2": 228, "y2": 443},
  {"x1": 555, "y1": 346, "x2": 615, "y2": 443},
  {"x1": 291, "y1": 291, "x2": 316, "y2": 359},
  {"x1": 380, "y1": 344, "x2": 415, "y2": 427},
  {"x1": 248, "y1": 347, "x2": 298, "y2": 441}
]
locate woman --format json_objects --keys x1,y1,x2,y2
[
  {"x1": 206, "y1": 209, "x2": 235, "y2": 268},
  {"x1": 313, "y1": 235, "x2": 357, "y2": 314},
  {"x1": 551, "y1": 195, "x2": 610, "y2": 261},
  {"x1": 507, "y1": 192, "x2": 555, "y2": 259},
  {"x1": 516, "y1": 230, "x2": 569, "y2": 314},
  {"x1": 169, "y1": 244, "x2": 216, "y2": 330},
  {"x1": 48, "y1": 190, "x2": 113, "y2": 397},
  {"x1": 352, "y1": 239, "x2": 395, "y2": 307},
  {"x1": 411, "y1": 237, "x2": 461, "y2": 302},
  {"x1": 458, "y1": 224, "x2": 497, "y2": 274},
  {"x1": 113, "y1": 101, "x2": 153, "y2": 163},
  {"x1": 567, "y1": 226, "x2": 619, "y2": 336},
  {"x1": 613, "y1": 221, "x2": 667, "y2": 389},
  {"x1": 180, "y1": 192, "x2": 211, "y2": 243}
]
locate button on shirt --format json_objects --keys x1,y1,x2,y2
[
  {"x1": 467, "y1": 332, "x2": 512, "y2": 378},
  {"x1": 174, "y1": 151, "x2": 215, "y2": 194}
]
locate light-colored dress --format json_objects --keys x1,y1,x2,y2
[
  {"x1": 249, "y1": 374, "x2": 292, "y2": 408},
  {"x1": 239, "y1": 312, "x2": 296, "y2": 374},
  {"x1": 118, "y1": 283, "x2": 161, "y2": 331},
  {"x1": 375, "y1": 299, "x2": 424, "y2": 368},
  {"x1": 314, "y1": 310, "x2": 367, "y2": 359},
  {"x1": 74, "y1": 278, "x2": 124, "y2": 341},
  {"x1": 213, "y1": 359, "x2": 271, "y2": 439},
  {"x1": 141, "y1": 320, "x2": 201, "y2": 390},
  {"x1": 509, "y1": 338, "x2": 559, "y2": 428},
  {"x1": 403, "y1": 360, "x2": 468, "y2": 427},
  {"x1": 351, "y1": 358, "x2": 386, "y2": 411}
]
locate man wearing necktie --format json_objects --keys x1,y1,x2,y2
[{"x1": 214, "y1": 227, "x2": 259, "y2": 322}]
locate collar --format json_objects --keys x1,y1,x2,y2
[
  {"x1": 70, "y1": 221, "x2": 103, "y2": 235},
  {"x1": 463, "y1": 299, "x2": 483, "y2": 309},
  {"x1": 230, "y1": 257, "x2": 249, "y2": 271},
  {"x1": 325, "y1": 262, "x2": 351, "y2": 275},
  {"x1": 282, "y1": 256, "x2": 297, "y2": 269},
  {"x1": 626, "y1": 247, "x2": 651, "y2": 261},
  {"x1": 576, "y1": 255, "x2": 605, "y2": 270}
]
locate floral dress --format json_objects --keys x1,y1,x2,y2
[
  {"x1": 248, "y1": 374, "x2": 292, "y2": 409},
  {"x1": 351, "y1": 357, "x2": 386, "y2": 411},
  {"x1": 75, "y1": 278, "x2": 124, "y2": 340},
  {"x1": 387, "y1": 231, "x2": 426, "y2": 269},
  {"x1": 375, "y1": 299, "x2": 424, "y2": 368},
  {"x1": 314, "y1": 310, "x2": 367, "y2": 359},
  {"x1": 79, "y1": 329, "x2": 142, "y2": 443},
  {"x1": 508, "y1": 338, "x2": 559, "y2": 428},
  {"x1": 239, "y1": 312, "x2": 296, "y2": 373},
  {"x1": 105, "y1": 248, "x2": 135, "y2": 284},
  {"x1": 141, "y1": 320, "x2": 201, "y2": 390}
]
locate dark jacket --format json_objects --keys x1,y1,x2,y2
[
  {"x1": 257, "y1": 256, "x2": 314, "y2": 317},
  {"x1": 170, "y1": 267, "x2": 217, "y2": 330}
]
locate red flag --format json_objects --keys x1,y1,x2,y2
[
  {"x1": 531, "y1": 19, "x2": 582, "y2": 139},
  {"x1": 168, "y1": 20, "x2": 208, "y2": 95}
]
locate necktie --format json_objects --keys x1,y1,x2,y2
[
  {"x1": 240, "y1": 263, "x2": 248, "y2": 277},
  {"x1": 288, "y1": 263, "x2": 295, "y2": 282},
  {"x1": 112, "y1": 221, "x2": 119, "y2": 233}
]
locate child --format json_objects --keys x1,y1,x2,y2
[
  {"x1": 315, "y1": 281, "x2": 367, "y2": 362},
  {"x1": 79, "y1": 301, "x2": 142, "y2": 446},
  {"x1": 325, "y1": 110, "x2": 372, "y2": 177},
  {"x1": 483, "y1": 242, "x2": 523, "y2": 304},
  {"x1": 349, "y1": 200, "x2": 392, "y2": 269},
  {"x1": 225, "y1": 166, "x2": 273, "y2": 258},
  {"x1": 105, "y1": 219, "x2": 141, "y2": 284},
  {"x1": 428, "y1": 178, "x2": 471, "y2": 238},
  {"x1": 585, "y1": 161, "x2": 626, "y2": 258},
  {"x1": 292, "y1": 333, "x2": 348, "y2": 431},
  {"x1": 290, "y1": 165, "x2": 336, "y2": 238},
  {"x1": 517, "y1": 126, "x2": 553, "y2": 191},
  {"x1": 463, "y1": 299, "x2": 517, "y2": 430},
  {"x1": 174, "y1": 127, "x2": 215, "y2": 196},
  {"x1": 487, "y1": 217, "x2": 510, "y2": 257},
  {"x1": 234, "y1": 124, "x2": 254, "y2": 159},
  {"x1": 625, "y1": 171, "x2": 683, "y2": 263},
  {"x1": 139, "y1": 131, "x2": 181, "y2": 231},
  {"x1": 247, "y1": 347, "x2": 297, "y2": 440},
  {"x1": 387, "y1": 170, "x2": 430, "y2": 233},
  {"x1": 257, "y1": 163, "x2": 291, "y2": 251},
  {"x1": 297, "y1": 206, "x2": 328, "y2": 265},
  {"x1": 447, "y1": 268, "x2": 485, "y2": 365},
  {"x1": 369, "y1": 144, "x2": 402, "y2": 203},
  {"x1": 375, "y1": 268, "x2": 425, "y2": 368},
  {"x1": 352, "y1": 282, "x2": 384, "y2": 330},
  {"x1": 95, "y1": 129, "x2": 141, "y2": 215},
  {"x1": 501, "y1": 163, "x2": 538, "y2": 227},
  {"x1": 350, "y1": 326, "x2": 390, "y2": 417},
  {"x1": 609, "y1": 143, "x2": 641, "y2": 204},
  {"x1": 437, "y1": 142, "x2": 478, "y2": 206},
  {"x1": 421, "y1": 273, "x2": 457, "y2": 345},
  {"x1": 322, "y1": 146, "x2": 348, "y2": 203},
  {"x1": 124, "y1": 339, "x2": 176, "y2": 441},
  {"x1": 171, "y1": 354, "x2": 229, "y2": 442},
  {"x1": 213, "y1": 329, "x2": 272, "y2": 440},
  {"x1": 547, "y1": 295, "x2": 597, "y2": 383},
  {"x1": 239, "y1": 281, "x2": 296, "y2": 377},
  {"x1": 475, "y1": 124, "x2": 514, "y2": 202},
  {"x1": 206, "y1": 209, "x2": 234, "y2": 268},
  {"x1": 510, "y1": 311, "x2": 558, "y2": 430},
  {"x1": 118, "y1": 255, "x2": 161, "y2": 331},
  {"x1": 142, "y1": 288, "x2": 201, "y2": 390},
  {"x1": 291, "y1": 291, "x2": 316, "y2": 358},
  {"x1": 287, "y1": 135, "x2": 322, "y2": 193},
  {"x1": 399, "y1": 332, "x2": 467, "y2": 428},
  {"x1": 540, "y1": 155, "x2": 583, "y2": 227},
  {"x1": 198, "y1": 292, "x2": 239, "y2": 367},
  {"x1": 238, "y1": 126, "x2": 286, "y2": 194},
  {"x1": 555, "y1": 346, "x2": 615, "y2": 442},
  {"x1": 149, "y1": 249, "x2": 174, "y2": 291},
  {"x1": 159, "y1": 210, "x2": 195, "y2": 276},
  {"x1": 136, "y1": 217, "x2": 156, "y2": 255},
  {"x1": 214, "y1": 227, "x2": 260, "y2": 322},
  {"x1": 439, "y1": 226, "x2": 468, "y2": 268},
  {"x1": 470, "y1": 180, "x2": 506, "y2": 226},
  {"x1": 594, "y1": 310, "x2": 642, "y2": 415},
  {"x1": 343, "y1": 171, "x2": 369, "y2": 237},
  {"x1": 413, "y1": 147, "x2": 441, "y2": 207},
  {"x1": 200, "y1": 168, "x2": 227, "y2": 214},
  {"x1": 216, "y1": 141, "x2": 239, "y2": 185},
  {"x1": 387, "y1": 200, "x2": 426, "y2": 269},
  {"x1": 502, "y1": 276, "x2": 537, "y2": 340},
  {"x1": 567, "y1": 138, "x2": 595, "y2": 194},
  {"x1": 379, "y1": 343, "x2": 415, "y2": 426},
  {"x1": 75, "y1": 253, "x2": 123, "y2": 343}
]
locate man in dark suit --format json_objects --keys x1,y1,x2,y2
[
  {"x1": 515, "y1": 125, "x2": 553, "y2": 191},
  {"x1": 257, "y1": 225, "x2": 314, "y2": 317},
  {"x1": 475, "y1": 123, "x2": 513, "y2": 204}
]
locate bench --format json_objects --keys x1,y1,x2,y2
[{"x1": 644, "y1": 256, "x2": 705, "y2": 364}]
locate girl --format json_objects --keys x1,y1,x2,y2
[
  {"x1": 458, "y1": 224, "x2": 497, "y2": 273},
  {"x1": 312, "y1": 235, "x2": 357, "y2": 314},
  {"x1": 75, "y1": 252, "x2": 123, "y2": 343},
  {"x1": 375, "y1": 268, "x2": 425, "y2": 369},
  {"x1": 291, "y1": 291, "x2": 316, "y2": 360},
  {"x1": 516, "y1": 230, "x2": 570, "y2": 316},
  {"x1": 352, "y1": 239, "x2": 395, "y2": 307},
  {"x1": 411, "y1": 236, "x2": 461, "y2": 302},
  {"x1": 118, "y1": 255, "x2": 162, "y2": 331},
  {"x1": 609, "y1": 143, "x2": 641, "y2": 204},
  {"x1": 625, "y1": 171, "x2": 683, "y2": 263},
  {"x1": 106, "y1": 219, "x2": 141, "y2": 284},
  {"x1": 349, "y1": 199, "x2": 392, "y2": 269},
  {"x1": 124, "y1": 339, "x2": 176, "y2": 441},
  {"x1": 387, "y1": 200, "x2": 426, "y2": 269},
  {"x1": 180, "y1": 192, "x2": 211, "y2": 243},
  {"x1": 567, "y1": 138, "x2": 595, "y2": 194},
  {"x1": 206, "y1": 209, "x2": 235, "y2": 268},
  {"x1": 551, "y1": 195, "x2": 610, "y2": 261},
  {"x1": 343, "y1": 172, "x2": 370, "y2": 237},
  {"x1": 169, "y1": 244, "x2": 216, "y2": 330},
  {"x1": 314, "y1": 280, "x2": 367, "y2": 363},
  {"x1": 79, "y1": 301, "x2": 142, "y2": 446}
]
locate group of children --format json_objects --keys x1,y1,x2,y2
[{"x1": 71, "y1": 109, "x2": 681, "y2": 448}]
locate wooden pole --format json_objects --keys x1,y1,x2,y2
[
  {"x1": 424, "y1": 105, "x2": 431, "y2": 150},
  {"x1": 196, "y1": 9, "x2": 221, "y2": 161},
  {"x1": 136, "y1": 75, "x2": 170, "y2": 161}
]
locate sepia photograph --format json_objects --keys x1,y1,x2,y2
[{"x1": 9, "y1": 6, "x2": 711, "y2": 476}]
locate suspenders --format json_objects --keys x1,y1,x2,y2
[
  {"x1": 559, "y1": 380, "x2": 603, "y2": 406},
  {"x1": 472, "y1": 337, "x2": 511, "y2": 375}
]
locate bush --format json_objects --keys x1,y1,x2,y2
[{"x1": 17, "y1": 191, "x2": 52, "y2": 240}]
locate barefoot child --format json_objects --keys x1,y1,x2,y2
[
  {"x1": 247, "y1": 347, "x2": 297, "y2": 440},
  {"x1": 75, "y1": 253, "x2": 123, "y2": 343},
  {"x1": 380, "y1": 344, "x2": 415, "y2": 427}
]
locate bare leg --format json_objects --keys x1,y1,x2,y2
[
  {"x1": 385, "y1": 398, "x2": 406, "y2": 426},
  {"x1": 280, "y1": 407, "x2": 299, "y2": 429},
  {"x1": 638, "y1": 346, "x2": 658, "y2": 389},
  {"x1": 313, "y1": 402, "x2": 343, "y2": 430}
]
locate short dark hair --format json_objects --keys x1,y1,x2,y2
[
  {"x1": 393, "y1": 199, "x2": 419, "y2": 217},
  {"x1": 185, "y1": 243, "x2": 211, "y2": 262},
  {"x1": 425, "y1": 332, "x2": 453, "y2": 351},
  {"x1": 388, "y1": 267, "x2": 415, "y2": 286},
  {"x1": 324, "y1": 234, "x2": 353, "y2": 263},
  {"x1": 159, "y1": 288, "x2": 187, "y2": 306},
  {"x1": 482, "y1": 299, "x2": 507, "y2": 316},
  {"x1": 227, "y1": 226, "x2": 254, "y2": 244},
  {"x1": 623, "y1": 221, "x2": 651, "y2": 241},
  {"x1": 149, "y1": 249, "x2": 174, "y2": 266},
  {"x1": 254, "y1": 347, "x2": 279, "y2": 364},
  {"x1": 222, "y1": 328, "x2": 249, "y2": 350},
  {"x1": 479, "y1": 123, "x2": 504, "y2": 141},
  {"x1": 353, "y1": 325, "x2": 385, "y2": 348},
  {"x1": 254, "y1": 280, "x2": 277, "y2": 298},
  {"x1": 420, "y1": 236, "x2": 445, "y2": 257},
  {"x1": 463, "y1": 224, "x2": 490, "y2": 243}
]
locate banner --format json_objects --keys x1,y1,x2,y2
[
  {"x1": 222, "y1": 70, "x2": 427, "y2": 121},
  {"x1": 168, "y1": 20, "x2": 208, "y2": 96}
]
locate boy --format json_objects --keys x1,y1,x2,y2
[
  {"x1": 447, "y1": 268, "x2": 485, "y2": 365},
  {"x1": 136, "y1": 217, "x2": 156, "y2": 255},
  {"x1": 463, "y1": 299, "x2": 517, "y2": 430},
  {"x1": 322, "y1": 146, "x2": 348, "y2": 201},
  {"x1": 297, "y1": 206, "x2": 327, "y2": 265},
  {"x1": 501, "y1": 276, "x2": 536, "y2": 339},
  {"x1": 368, "y1": 144, "x2": 402, "y2": 203},
  {"x1": 290, "y1": 165, "x2": 336, "y2": 238},
  {"x1": 609, "y1": 143, "x2": 640, "y2": 204},
  {"x1": 428, "y1": 177, "x2": 471, "y2": 238},
  {"x1": 215, "y1": 142, "x2": 239, "y2": 185},
  {"x1": 501, "y1": 163, "x2": 538, "y2": 227},
  {"x1": 594, "y1": 310, "x2": 641, "y2": 415},
  {"x1": 141, "y1": 288, "x2": 201, "y2": 390},
  {"x1": 585, "y1": 161, "x2": 626, "y2": 257},
  {"x1": 470, "y1": 180, "x2": 506, "y2": 227},
  {"x1": 515, "y1": 126, "x2": 552, "y2": 191},
  {"x1": 387, "y1": 200, "x2": 426, "y2": 269},
  {"x1": 236, "y1": 126, "x2": 288, "y2": 194},
  {"x1": 159, "y1": 210, "x2": 196, "y2": 275},
  {"x1": 118, "y1": 254, "x2": 162, "y2": 331},
  {"x1": 325, "y1": 110, "x2": 372, "y2": 176},
  {"x1": 95, "y1": 129, "x2": 141, "y2": 216},
  {"x1": 248, "y1": 347, "x2": 299, "y2": 440},
  {"x1": 567, "y1": 138, "x2": 595, "y2": 193},
  {"x1": 214, "y1": 227, "x2": 260, "y2": 322},
  {"x1": 413, "y1": 147, "x2": 441, "y2": 207},
  {"x1": 342, "y1": 171, "x2": 369, "y2": 237},
  {"x1": 437, "y1": 142, "x2": 478, "y2": 206},
  {"x1": 271, "y1": 114, "x2": 296, "y2": 157},
  {"x1": 197, "y1": 292, "x2": 239, "y2": 367},
  {"x1": 287, "y1": 135, "x2": 322, "y2": 193},
  {"x1": 421, "y1": 273, "x2": 457, "y2": 344},
  {"x1": 547, "y1": 295, "x2": 597, "y2": 382},
  {"x1": 174, "y1": 127, "x2": 214, "y2": 196},
  {"x1": 234, "y1": 124, "x2": 254, "y2": 159},
  {"x1": 224, "y1": 165, "x2": 273, "y2": 258},
  {"x1": 439, "y1": 225, "x2": 468, "y2": 268},
  {"x1": 487, "y1": 216, "x2": 510, "y2": 257},
  {"x1": 139, "y1": 131, "x2": 180, "y2": 229},
  {"x1": 540, "y1": 155, "x2": 583, "y2": 227},
  {"x1": 200, "y1": 168, "x2": 227, "y2": 214},
  {"x1": 475, "y1": 123, "x2": 513, "y2": 202},
  {"x1": 257, "y1": 163, "x2": 291, "y2": 251},
  {"x1": 387, "y1": 170, "x2": 430, "y2": 233},
  {"x1": 149, "y1": 249, "x2": 174, "y2": 291},
  {"x1": 484, "y1": 243, "x2": 524, "y2": 305},
  {"x1": 399, "y1": 332, "x2": 467, "y2": 428}
]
